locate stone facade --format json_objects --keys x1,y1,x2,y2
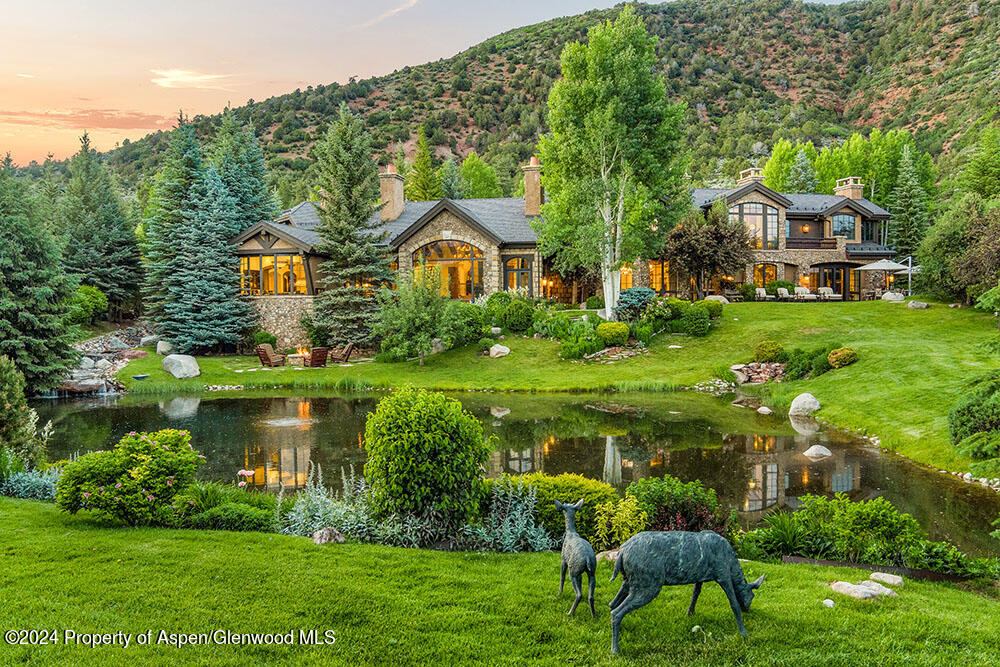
[{"x1": 247, "y1": 296, "x2": 315, "y2": 349}]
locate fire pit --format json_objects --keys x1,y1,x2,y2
[{"x1": 287, "y1": 346, "x2": 310, "y2": 367}]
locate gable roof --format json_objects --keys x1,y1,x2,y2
[
  {"x1": 363, "y1": 197, "x2": 538, "y2": 248},
  {"x1": 691, "y1": 185, "x2": 889, "y2": 219},
  {"x1": 232, "y1": 220, "x2": 320, "y2": 252},
  {"x1": 274, "y1": 201, "x2": 322, "y2": 229}
]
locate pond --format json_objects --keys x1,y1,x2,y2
[{"x1": 34, "y1": 391, "x2": 1000, "y2": 556}]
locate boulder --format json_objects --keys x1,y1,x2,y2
[
  {"x1": 490, "y1": 406, "x2": 511, "y2": 418},
  {"x1": 489, "y1": 344, "x2": 510, "y2": 359},
  {"x1": 907, "y1": 300, "x2": 929, "y2": 309},
  {"x1": 756, "y1": 406, "x2": 773, "y2": 416},
  {"x1": 822, "y1": 599, "x2": 835, "y2": 608},
  {"x1": 789, "y1": 392, "x2": 821, "y2": 416},
  {"x1": 704, "y1": 295, "x2": 730, "y2": 305},
  {"x1": 729, "y1": 364, "x2": 746, "y2": 371},
  {"x1": 430, "y1": 338, "x2": 447, "y2": 355},
  {"x1": 312, "y1": 527, "x2": 346, "y2": 545},
  {"x1": 156, "y1": 340, "x2": 175, "y2": 356},
  {"x1": 102, "y1": 336, "x2": 129, "y2": 352},
  {"x1": 159, "y1": 397, "x2": 201, "y2": 419},
  {"x1": 789, "y1": 414, "x2": 820, "y2": 436},
  {"x1": 490, "y1": 327, "x2": 502, "y2": 335},
  {"x1": 803, "y1": 444, "x2": 833, "y2": 460},
  {"x1": 162, "y1": 354, "x2": 200, "y2": 379},
  {"x1": 830, "y1": 581, "x2": 879, "y2": 600},
  {"x1": 79, "y1": 356, "x2": 96, "y2": 370},
  {"x1": 881, "y1": 291, "x2": 905, "y2": 302},
  {"x1": 596, "y1": 550, "x2": 619, "y2": 563},
  {"x1": 95, "y1": 358, "x2": 113, "y2": 371},
  {"x1": 856, "y1": 580, "x2": 898, "y2": 598},
  {"x1": 733, "y1": 371, "x2": 749, "y2": 385},
  {"x1": 139, "y1": 335, "x2": 160, "y2": 347},
  {"x1": 119, "y1": 349, "x2": 148, "y2": 360},
  {"x1": 948, "y1": 303, "x2": 962, "y2": 309},
  {"x1": 58, "y1": 378, "x2": 107, "y2": 394},
  {"x1": 869, "y1": 572, "x2": 904, "y2": 587}
]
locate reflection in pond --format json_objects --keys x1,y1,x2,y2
[{"x1": 35, "y1": 392, "x2": 1000, "y2": 556}]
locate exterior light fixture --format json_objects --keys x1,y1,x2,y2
[{"x1": 801, "y1": 224, "x2": 810, "y2": 233}]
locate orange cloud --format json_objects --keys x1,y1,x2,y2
[
  {"x1": 150, "y1": 69, "x2": 234, "y2": 90},
  {"x1": 0, "y1": 109, "x2": 173, "y2": 130}
]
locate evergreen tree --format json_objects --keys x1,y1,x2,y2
[
  {"x1": 961, "y1": 124, "x2": 1000, "y2": 200},
  {"x1": 309, "y1": 104, "x2": 393, "y2": 347},
  {"x1": 438, "y1": 158, "x2": 463, "y2": 199},
  {"x1": 888, "y1": 145, "x2": 929, "y2": 258},
  {"x1": 459, "y1": 152, "x2": 502, "y2": 198},
  {"x1": 786, "y1": 148, "x2": 819, "y2": 193},
  {"x1": 0, "y1": 355, "x2": 41, "y2": 461},
  {"x1": 159, "y1": 166, "x2": 253, "y2": 353},
  {"x1": 211, "y1": 109, "x2": 276, "y2": 233},
  {"x1": 59, "y1": 134, "x2": 142, "y2": 321},
  {"x1": 406, "y1": 127, "x2": 441, "y2": 201},
  {"x1": 0, "y1": 157, "x2": 77, "y2": 391},
  {"x1": 393, "y1": 143, "x2": 411, "y2": 183},
  {"x1": 143, "y1": 120, "x2": 204, "y2": 325}
]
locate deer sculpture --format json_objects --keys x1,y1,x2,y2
[
  {"x1": 554, "y1": 499, "x2": 597, "y2": 618},
  {"x1": 609, "y1": 530, "x2": 765, "y2": 654}
]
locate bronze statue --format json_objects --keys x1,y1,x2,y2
[{"x1": 555, "y1": 499, "x2": 597, "y2": 618}]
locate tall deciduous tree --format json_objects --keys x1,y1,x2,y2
[
  {"x1": 309, "y1": 104, "x2": 393, "y2": 347},
  {"x1": 406, "y1": 127, "x2": 441, "y2": 201},
  {"x1": 59, "y1": 134, "x2": 142, "y2": 321},
  {"x1": 159, "y1": 167, "x2": 253, "y2": 352},
  {"x1": 0, "y1": 157, "x2": 77, "y2": 391},
  {"x1": 438, "y1": 158, "x2": 463, "y2": 199},
  {"x1": 961, "y1": 123, "x2": 1000, "y2": 200},
  {"x1": 888, "y1": 145, "x2": 929, "y2": 257},
  {"x1": 662, "y1": 202, "x2": 753, "y2": 301},
  {"x1": 143, "y1": 120, "x2": 205, "y2": 325},
  {"x1": 536, "y1": 5, "x2": 687, "y2": 317},
  {"x1": 211, "y1": 109, "x2": 276, "y2": 233},
  {"x1": 785, "y1": 148, "x2": 819, "y2": 193},
  {"x1": 459, "y1": 152, "x2": 502, "y2": 198}
]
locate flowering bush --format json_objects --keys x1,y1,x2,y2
[
  {"x1": 56, "y1": 429, "x2": 203, "y2": 526},
  {"x1": 627, "y1": 475, "x2": 733, "y2": 538}
]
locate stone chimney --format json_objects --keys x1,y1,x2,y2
[
  {"x1": 522, "y1": 156, "x2": 542, "y2": 216},
  {"x1": 379, "y1": 164, "x2": 405, "y2": 222},
  {"x1": 835, "y1": 176, "x2": 864, "y2": 200},
  {"x1": 736, "y1": 167, "x2": 764, "y2": 187}
]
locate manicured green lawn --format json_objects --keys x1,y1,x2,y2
[
  {"x1": 2, "y1": 498, "x2": 997, "y2": 666},
  {"x1": 117, "y1": 300, "x2": 997, "y2": 472}
]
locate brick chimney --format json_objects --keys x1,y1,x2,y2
[
  {"x1": 379, "y1": 164, "x2": 405, "y2": 222},
  {"x1": 522, "y1": 156, "x2": 542, "y2": 216},
  {"x1": 835, "y1": 176, "x2": 864, "y2": 200},
  {"x1": 736, "y1": 167, "x2": 764, "y2": 187}
]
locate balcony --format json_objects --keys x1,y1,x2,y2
[
  {"x1": 846, "y1": 242, "x2": 895, "y2": 257},
  {"x1": 785, "y1": 238, "x2": 838, "y2": 250}
]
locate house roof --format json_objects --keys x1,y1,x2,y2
[
  {"x1": 274, "y1": 201, "x2": 323, "y2": 230},
  {"x1": 232, "y1": 220, "x2": 320, "y2": 253},
  {"x1": 363, "y1": 197, "x2": 538, "y2": 248},
  {"x1": 691, "y1": 186, "x2": 890, "y2": 219}
]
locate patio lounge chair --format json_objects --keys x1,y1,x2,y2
[
  {"x1": 817, "y1": 287, "x2": 843, "y2": 301},
  {"x1": 307, "y1": 347, "x2": 329, "y2": 367},
  {"x1": 256, "y1": 344, "x2": 286, "y2": 367},
  {"x1": 776, "y1": 287, "x2": 793, "y2": 301},
  {"x1": 794, "y1": 287, "x2": 819, "y2": 301},
  {"x1": 328, "y1": 343, "x2": 356, "y2": 364},
  {"x1": 755, "y1": 287, "x2": 775, "y2": 302}
]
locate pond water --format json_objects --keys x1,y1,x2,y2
[{"x1": 35, "y1": 391, "x2": 1000, "y2": 556}]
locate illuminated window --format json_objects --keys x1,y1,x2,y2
[
  {"x1": 832, "y1": 213, "x2": 855, "y2": 238},
  {"x1": 619, "y1": 265, "x2": 633, "y2": 290},
  {"x1": 753, "y1": 263, "x2": 777, "y2": 285},
  {"x1": 730, "y1": 202, "x2": 779, "y2": 249},
  {"x1": 648, "y1": 260, "x2": 672, "y2": 293},
  {"x1": 504, "y1": 257, "x2": 532, "y2": 294},
  {"x1": 240, "y1": 256, "x2": 262, "y2": 295},
  {"x1": 240, "y1": 254, "x2": 309, "y2": 295},
  {"x1": 412, "y1": 240, "x2": 484, "y2": 300}
]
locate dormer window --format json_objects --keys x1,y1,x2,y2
[
  {"x1": 832, "y1": 213, "x2": 855, "y2": 238},
  {"x1": 730, "y1": 202, "x2": 779, "y2": 249}
]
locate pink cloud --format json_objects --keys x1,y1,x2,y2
[{"x1": 0, "y1": 108, "x2": 173, "y2": 130}]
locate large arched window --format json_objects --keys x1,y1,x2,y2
[
  {"x1": 412, "y1": 240, "x2": 484, "y2": 300},
  {"x1": 832, "y1": 213, "x2": 855, "y2": 239},
  {"x1": 730, "y1": 203, "x2": 779, "y2": 249}
]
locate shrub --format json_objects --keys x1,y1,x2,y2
[
  {"x1": 784, "y1": 344, "x2": 842, "y2": 380},
  {"x1": 68, "y1": 285, "x2": 108, "y2": 325},
  {"x1": 485, "y1": 291, "x2": 512, "y2": 321},
  {"x1": 693, "y1": 299, "x2": 723, "y2": 319},
  {"x1": 516, "y1": 473, "x2": 619, "y2": 544},
  {"x1": 955, "y1": 432, "x2": 1000, "y2": 460},
  {"x1": 627, "y1": 475, "x2": 733, "y2": 537},
  {"x1": 56, "y1": 429, "x2": 203, "y2": 526},
  {"x1": 478, "y1": 337, "x2": 496, "y2": 353},
  {"x1": 811, "y1": 353, "x2": 832, "y2": 377},
  {"x1": 948, "y1": 376, "x2": 1000, "y2": 445},
  {"x1": 754, "y1": 340, "x2": 785, "y2": 363},
  {"x1": 969, "y1": 458, "x2": 1000, "y2": 478},
  {"x1": 253, "y1": 330, "x2": 278, "y2": 347},
  {"x1": 765, "y1": 280, "x2": 795, "y2": 296},
  {"x1": 186, "y1": 503, "x2": 275, "y2": 532},
  {"x1": 533, "y1": 311, "x2": 573, "y2": 340},
  {"x1": 737, "y1": 282, "x2": 757, "y2": 302},
  {"x1": 828, "y1": 347, "x2": 858, "y2": 369},
  {"x1": 682, "y1": 304, "x2": 710, "y2": 337},
  {"x1": 638, "y1": 299, "x2": 673, "y2": 331},
  {"x1": 0, "y1": 356, "x2": 42, "y2": 465},
  {"x1": 558, "y1": 319, "x2": 603, "y2": 360},
  {"x1": 714, "y1": 365, "x2": 738, "y2": 383},
  {"x1": 593, "y1": 495, "x2": 648, "y2": 552},
  {"x1": 1, "y1": 468, "x2": 60, "y2": 501},
  {"x1": 0, "y1": 446, "x2": 27, "y2": 485},
  {"x1": 614, "y1": 287, "x2": 657, "y2": 322},
  {"x1": 665, "y1": 297, "x2": 690, "y2": 320},
  {"x1": 364, "y1": 387, "x2": 492, "y2": 528},
  {"x1": 463, "y1": 475, "x2": 552, "y2": 552},
  {"x1": 500, "y1": 299, "x2": 534, "y2": 332},
  {"x1": 596, "y1": 322, "x2": 629, "y2": 347},
  {"x1": 634, "y1": 325, "x2": 653, "y2": 346},
  {"x1": 585, "y1": 295, "x2": 604, "y2": 310},
  {"x1": 440, "y1": 301, "x2": 486, "y2": 348}
]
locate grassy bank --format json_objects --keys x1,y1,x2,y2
[
  {"x1": 2, "y1": 498, "x2": 997, "y2": 666},
  {"x1": 115, "y1": 300, "x2": 997, "y2": 472}
]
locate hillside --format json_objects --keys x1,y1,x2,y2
[{"x1": 64, "y1": 0, "x2": 1000, "y2": 198}]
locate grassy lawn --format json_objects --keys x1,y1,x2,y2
[
  {"x1": 116, "y1": 300, "x2": 998, "y2": 472},
  {"x1": 2, "y1": 498, "x2": 998, "y2": 666}
]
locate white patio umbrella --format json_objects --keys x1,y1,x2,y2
[{"x1": 857, "y1": 259, "x2": 910, "y2": 295}]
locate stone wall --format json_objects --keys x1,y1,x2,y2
[{"x1": 247, "y1": 296, "x2": 315, "y2": 349}]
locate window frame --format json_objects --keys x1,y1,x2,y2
[
  {"x1": 412, "y1": 240, "x2": 485, "y2": 301},
  {"x1": 730, "y1": 202, "x2": 780, "y2": 249}
]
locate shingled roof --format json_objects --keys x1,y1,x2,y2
[
  {"x1": 363, "y1": 197, "x2": 538, "y2": 247},
  {"x1": 691, "y1": 187, "x2": 890, "y2": 219}
]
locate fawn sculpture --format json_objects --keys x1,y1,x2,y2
[
  {"x1": 555, "y1": 499, "x2": 597, "y2": 618},
  {"x1": 609, "y1": 530, "x2": 765, "y2": 654}
]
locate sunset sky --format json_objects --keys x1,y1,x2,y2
[{"x1": 1, "y1": 0, "x2": 621, "y2": 165}]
